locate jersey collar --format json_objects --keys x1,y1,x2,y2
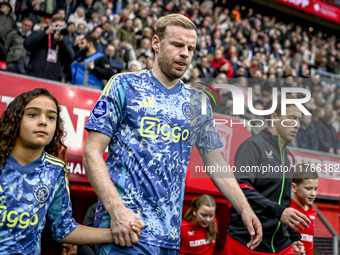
[
  {"x1": 148, "y1": 69, "x2": 182, "y2": 94},
  {"x1": 7, "y1": 151, "x2": 45, "y2": 174}
]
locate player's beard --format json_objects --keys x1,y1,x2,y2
[
  {"x1": 78, "y1": 46, "x2": 89, "y2": 57},
  {"x1": 157, "y1": 50, "x2": 188, "y2": 80}
]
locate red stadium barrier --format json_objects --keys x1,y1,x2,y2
[{"x1": 274, "y1": 0, "x2": 340, "y2": 23}]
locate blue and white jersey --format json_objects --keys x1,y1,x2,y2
[
  {"x1": 0, "y1": 152, "x2": 79, "y2": 255},
  {"x1": 85, "y1": 69, "x2": 222, "y2": 250}
]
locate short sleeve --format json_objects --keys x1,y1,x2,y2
[
  {"x1": 195, "y1": 98, "x2": 223, "y2": 155},
  {"x1": 47, "y1": 172, "x2": 79, "y2": 240},
  {"x1": 85, "y1": 74, "x2": 126, "y2": 138}
]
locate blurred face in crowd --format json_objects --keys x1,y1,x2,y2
[
  {"x1": 1, "y1": 4, "x2": 10, "y2": 14},
  {"x1": 22, "y1": 19, "x2": 33, "y2": 33},
  {"x1": 57, "y1": 9, "x2": 66, "y2": 20},
  {"x1": 126, "y1": 19, "x2": 133, "y2": 29},
  {"x1": 105, "y1": 45, "x2": 115, "y2": 58},
  {"x1": 76, "y1": 7, "x2": 85, "y2": 17},
  {"x1": 301, "y1": 114, "x2": 312, "y2": 126},
  {"x1": 85, "y1": 0, "x2": 93, "y2": 6},
  {"x1": 67, "y1": 23, "x2": 75, "y2": 34},
  {"x1": 214, "y1": 50, "x2": 223, "y2": 61},
  {"x1": 113, "y1": 14, "x2": 120, "y2": 24},
  {"x1": 101, "y1": 15, "x2": 108, "y2": 25},
  {"x1": 153, "y1": 25, "x2": 197, "y2": 80},
  {"x1": 253, "y1": 84, "x2": 261, "y2": 97},
  {"x1": 200, "y1": 57, "x2": 209, "y2": 68},
  {"x1": 191, "y1": 68, "x2": 200, "y2": 78},
  {"x1": 272, "y1": 105, "x2": 302, "y2": 142},
  {"x1": 146, "y1": 59, "x2": 153, "y2": 69},
  {"x1": 129, "y1": 64, "x2": 138, "y2": 72},
  {"x1": 103, "y1": 22, "x2": 111, "y2": 32},
  {"x1": 92, "y1": 27, "x2": 102, "y2": 39},
  {"x1": 77, "y1": 24, "x2": 86, "y2": 34}
]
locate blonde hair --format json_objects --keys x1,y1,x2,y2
[
  {"x1": 156, "y1": 14, "x2": 197, "y2": 40},
  {"x1": 183, "y1": 194, "x2": 218, "y2": 243}
]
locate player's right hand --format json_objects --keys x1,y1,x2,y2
[
  {"x1": 280, "y1": 208, "x2": 311, "y2": 231},
  {"x1": 109, "y1": 205, "x2": 145, "y2": 247}
]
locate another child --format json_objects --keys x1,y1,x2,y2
[
  {"x1": 180, "y1": 194, "x2": 218, "y2": 255},
  {"x1": 0, "y1": 88, "x2": 143, "y2": 254},
  {"x1": 291, "y1": 163, "x2": 319, "y2": 255}
]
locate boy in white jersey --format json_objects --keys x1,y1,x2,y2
[{"x1": 84, "y1": 14, "x2": 262, "y2": 255}]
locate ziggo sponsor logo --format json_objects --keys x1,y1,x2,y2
[
  {"x1": 140, "y1": 117, "x2": 189, "y2": 142},
  {"x1": 0, "y1": 205, "x2": 38, "y2": 229}
]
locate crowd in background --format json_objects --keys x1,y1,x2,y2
[{"x1": 1, "y1": 0, "x2": 340, "y2": 154}]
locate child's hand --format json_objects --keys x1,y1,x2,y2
[
  {"x1": 292, "y1": 241, "x2": 305, "y2": 255},
  {"x1": 130, "y1": 220, "x2": 145, "y2": 239}
]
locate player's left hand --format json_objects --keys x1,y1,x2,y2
[
  {"x1": 292, "y1": 241, "x2": 305, "y2": 255},
  {"x1": 241, "y1": 209, "x2": 263, "y2": 250}
]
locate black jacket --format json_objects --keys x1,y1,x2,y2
[
  {"x1": 24, "y1": 30, "x2": 75, "y2": 81},
  {"x1": 228, "y1": 128, "x2": 301, "y2": 253}
]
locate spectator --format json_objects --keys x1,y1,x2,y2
[
  {"x1": 74, "y1": 23, "x2": 87, "y2": 37},
  {"x1": 296, "y1": 114, "x2": 319, "y2": 151},
  {"x1": 112, "y1": 38, "x2": 136, "y2": 70},
  {"x1": 93, "y1": 0, "x2": 108, "y2": 18},
  {"x1": 64, "y1": 22, "x2": 76, "y2": 45},
  {"x1": 71, "y1": 34, "x2": 112, "y2": 89},
  {"x1": 87, "y1": 12, "x2": 100, "y2": 32},
  {"x1": 211, "y1": 49, "x2": 229, "y2": 71},
  {"x1": 248, "y1": 57, "x2": 260, "y2": 78},
  {"x1": 68, "y1": 6, "x2": 87, "y2": 29},
  {"x1": 4, "y1": 17, "x2": 33, "y2": 72},
  {"x1": 197, "y1": 56, "x2": 214, "y2": 78},
  {"x1": 317, "y1": 110, "x2": 340, "y2": 154},
  {"x1": 117, "y1": 19, "x2": 136, "y2": 50},
  {"x1": 55, "y1": 8, "x2": 66, "y2": 21},
  {"x1": 128, "y1": 59, "x2": 141, "y2": 72},
  {"x1": 33, "y1": 17, "x2": 48, "y2": 32},
  {"x1": 104, "y1": 44, "x2": 123, "y2": 74},
  {"x1": 24, "y1": 14, "x2": 75, "y2": 81},
  {"x1": 101, "y1": 21, "x2": 114, "y2": 46},
  {"x1": 53, "y1": 0, "x2": 75, "y2": 21},
  {"x1": 0, "y1": 2, "x2": 16, "y2": 45},
  {"x1": 110, "y1": 14, "x2": 121, "y2": 37},
  {"x1": 145, "y1": 58, "x2": 153, "y2": 69},
  {"x1": 135, "y1": 38, "x2": 153, "y2": 59},
  {"x1": 20, "y1": 0, "x2": 45, "y2": 26},
  {"x1": 91, "y1": 26, "x2": 105, "y2": 53},
  {"x1": 81, "y1": 0, "x2": 96, "y2": 22}
]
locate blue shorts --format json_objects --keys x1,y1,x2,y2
[{"x1": 97, "y1": 242, "x2": 179, "y2": 255}]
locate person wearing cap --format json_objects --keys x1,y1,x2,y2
[{"x1": 0, "y1": 2, "x2": 16, "y2": 45}]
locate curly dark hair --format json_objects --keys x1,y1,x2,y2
[{"x1": 0, "y1": 88, "x2": 68, "y2": 170}]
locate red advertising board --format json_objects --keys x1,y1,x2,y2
[
  {"x1": 1, "y1": 72, "x2": 340, "y2": 198},
  {"x1": 274, "y1": 0, "x2": 340, "y2": 23}
]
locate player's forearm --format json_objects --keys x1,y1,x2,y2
[
  {"x1": 211, "y1": 176, "x2": 253, "y2": 215},
  {"x1": 58, "y1": 224, "x2": 113, "y2": 244},
  {"x1": 83, "y1": 147, "x2": 124, "y2": 213}
]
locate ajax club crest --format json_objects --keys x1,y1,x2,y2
[
  {"x1": 34, "y1": 184, "x2": 50, "y2": 203},
  {"x1": 182, "y1": 102, "x2": 195, "y2": 120}
]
